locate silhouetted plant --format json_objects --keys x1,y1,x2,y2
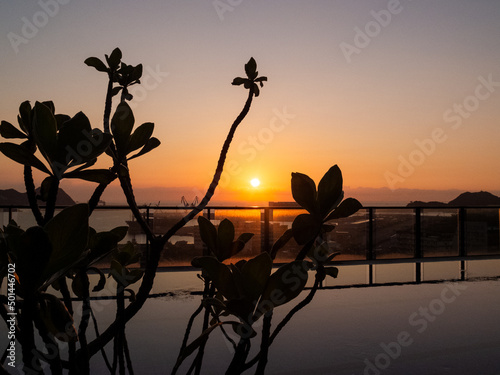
[
  {"x1": 174, "y1": 165, "x2": 362, "y2": 375},
  {"x1": 0, "y1": 48, "x2": 361, "y2": 375},
  {"x1": 0, "y1": 48, "x2": 269, "y2": 374}
]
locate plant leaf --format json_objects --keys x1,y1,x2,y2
[
  {"x1": 197, "y1": 216, "x2": 217, "y2": 254},
  {"x1": 55, "y1": 114, "x2": 71, "y2": 130},
  {"x1": 38, "y1": 175, "x2": 57, "y2": 202},
  {"x1": 107, "y1": 48, "x2": 122, "y2": 71},
  {"x1": 7, "y1": 226, "x2": 52, "y2": 292},
  {"x1": 43, "y1": 204, "x2": 89, "y2": 283},
  {"x1": 18, "y1": 101, "x2": 32, "y2": 135},
  {"x1": 84, "y1": 57, "x2": 108, "y2": 72},
  {"x1": 240, "y1": 252, "x2": 272, "y2": 300},
  {"x1": 231, "y1": 77, "x2": 247, "y2": 86},
  {"x1": 255, "y1": 260, "x2": 310, "y2": 320},
  {"x1": 87, "y1": 227, "x2": 128, "y2": 264},
  {"x1": 111, "y1": 102, "x2": 135, "y2": 155},
  {"x1": 253, "y1": 83, "x2": 260, "y2": 97},
  {"x1": 129, "y1": 64, "x2": 143, "y2": 83},
  {"x1": 191, "y1": 256, "x2": 239, "y2": 300},
  {"x1": 67, "y1": 130, "x2": 112, "y2": 167},
  {"x1": 324, "y1": 198, "x2": 363, "y2": 221},
  {"x1": 89, "y1": 267, "x2": 107, "y2": 292},
  {"x1": 324, "y1": 267, "x2": 339, "y2": 278},
  {"x1": 229, "y1": 232, "x2": 254, "y2": 260},
  {"x1": 63, "y1": 169, "x2": 116, "y2": 184},
  {"x1": 245, "y1": 57, "x2": 258, "y2": 80},
  {"x1": 71, "y1": 271, "x2": 87, "y2": 299},
  {"x1": 0, "y1": 121, "x2": 27, "y2": 139},
  {"x1": 127, "y1": 122, "x2": 154, "y2": 154},
  {"x1": 291, "y1": 172, "x2": 317, "y2": 214},
  {"x1": 317, "y1": 165, "x2": 343, "y2": 217},
  {"x1": 292, "y1": 214, "x2": 321, "y2": 245},
  {"x1": 33, "y1": 102, "x2": 58, "y2": 164},
  {"x1": 56, "y1": 111, "x2": 93, "y2": 165},
  {"x1": 217, "y1": 219, "x2": 235, "y2": 260},
  {"x1": 0, "y1": 142, "x2": 51, "y2": 174},
  {"x1": 127, "y1": 137, "x2": 160, "y2": 161}
]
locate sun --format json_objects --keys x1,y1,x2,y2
[{"x1": 250, "y1": 178, "x2": 260, "y2": 188}]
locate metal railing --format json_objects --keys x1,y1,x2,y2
[{"x1": 2, "y1": 204, "x2": 500, "y2": 287}]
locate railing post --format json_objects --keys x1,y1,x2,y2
[
  {"x1": 458, "y1": 207, "x2": 466, "y2": 281},
  {"x1": 8, "y1": 207, "x2": 13, "y2": 222},
  {"x1": 145, "y1": 207, "x2": 151, "y2": 267},
  {"x1": 414, "y1": 207, "x2": 422, "y2": 283},
  {"x1": 367, "y1": 208, "x2": 374, "y2": 285},
  {"x1": 203, "y1": 208, "x2": 211, "y2": 256},
  {"x1": 262, "y1": 207, "x2": 270, "y2": 255}
]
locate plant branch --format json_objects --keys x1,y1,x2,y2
[
  {"x1": 90, "y1": 307, "x2": 113, "y2": 373},
  {"x1": 88, "y1": 177, "x2": 116, "y2": 215},
  {"x1": 161, "y1": 87, "x2": 255, "y2": 247},
  {"x1": 254, "y1": 312, "x2": 272, "y2": 375},
  {"x1": 81, "y1": 86, "x2": 257, "y2": 363},
  {"x1": 43, "y1": 177, "x2": 60, "y2": 222},
  {"x1": 103, "y1": 74, "x2": 114, "y2": 134},
  {"x1": 243, "y1": 277, "x2": 320, "y2": 372},
  {"x1": 269, "y1": 277, "x2": 320, "y2": 345},
  {"x1": 23, "y1": 166, "x2": 44, "y2": 225},
  {"x1": 77, "y1": 273, "x2": 91, "y2": 375},
  {"x1": 118, "y1": 168, "x2": 155, "y2": 240}
]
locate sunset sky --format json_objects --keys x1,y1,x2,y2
[{"x1": 1, "y1": 0, "x2": 500, "y2": 205}]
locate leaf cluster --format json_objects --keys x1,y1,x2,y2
[
  {"x1": 109, "y1": 242, "x2": 144, "y2": 290},
  {"x1": 110, "y1": 102, "x2": 160, "y2": 163},
  {"x1": 0, "y1": 205, "x2": 127, "y2": 342},
  {"x1": 231, "y1": 57, "x2": 268, "y2": 97},
  {"x1": 85, "y1": 48, "x2": 143, "y2": 102},
  {"x1": 291, "y1": 165, "x2": 362, "y2": 247},
  {"x1": 192, "y1": 253, "x2": 310, "y2": 338},
  {"x1": 0, "y1": 101, "x2": 113, "y2": 183}
]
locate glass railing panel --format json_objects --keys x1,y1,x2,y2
[
  {"x1": 374, "y1": 208, "x2": 414, "y2": 259},
  {"x1": 3, "y1": 207, "x2": 38, "y2": 228},
  {"x1": 325, "y1": 208, "x2": 368, "y2": 261},
  {"x1": 465, "y1": 208, "x2": 500, "y2": 255},
  {"x1": 158, "y1": 208, "x2": 202, "y2": 266},
  {"x1": 269, "y1": 208, "x2": 306, "y2": 262},
  {"x1": 421, "y1": 208, "x2": 459, "y2": 257}
]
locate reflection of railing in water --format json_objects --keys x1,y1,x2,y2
[{"x1": 3, "y1": 205, "x2": 500, "y2": 286}]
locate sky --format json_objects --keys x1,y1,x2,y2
[{"x1": 1, "y1": 0, "x2": 500, "y2": 205}]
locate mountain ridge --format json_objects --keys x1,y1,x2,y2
[
  {"x1": 0, "y1": 188, "x2": 75, "y2": 206},
  {"x1": 407, "y1": 191, "x2": 500, "y2": 207}
]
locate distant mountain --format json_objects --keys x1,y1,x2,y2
[
  {"x1": 406, "y1": 200, "x2": 448, "y2": 208},
  {"x1": 407, "y1": 191, "x2": 500, "y2": 207},
  {"x1": 448, "y1": 191, "x2": 500, "y2": 206},
  {"x1": 0, "y1": 188, "x2": 75, "y2": 206}
]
